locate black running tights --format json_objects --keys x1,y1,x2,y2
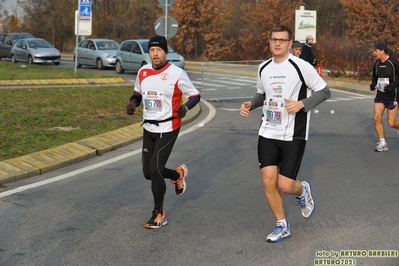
[{"x1": 142, "y1": 128, "x2": 180, "y2": 211}]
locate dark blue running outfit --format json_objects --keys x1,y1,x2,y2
[
  {"x1": 370, "y1": 41, "x2": 399, "y2": 152},
  {"x1": 371, "y1": 57, "x2": 399, "y2": 106}
]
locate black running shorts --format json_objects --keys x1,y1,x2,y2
[
  {"x1": 257, "y1": 136, "x2": 306, "y2": 180},
  {"x1": 374, "y1": 97, "x2": 397, "y2": 110}
]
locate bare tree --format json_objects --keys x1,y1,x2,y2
[
  {"x1": 171, "y1": 0, "x2": 234, "y2": 60},
  {"x1": 341, "y1": 0, "x2": 399, "y2": 52},
  {"x1": 340, "y1": 0, "x2": 399, "y2": 75},
  {"x1": 240, "y1": 0, "x2": 305, "y2": 60},
  {"x1": 92, "y1": 0, "x2": 160, "y2": 42},
  {"x1": 18, "y1": 0, "x2": 75, "y2": 51}
]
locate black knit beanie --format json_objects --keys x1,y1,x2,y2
[
  {"x1": 148, "y1": 35, "x2": 168, "y2": 54},
  {"x1": 292, "y1": 41, "x2": 302, "y2": 49}
]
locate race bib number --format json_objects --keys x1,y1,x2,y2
[
  {"x1": 262, "y1": 97, "x2": 286, "y2": 129},
  {"x1": 377, "y1": 78, "x2": 389, "y2": 92},
  {"x1": 143, "y1": 90, "x2": 163, "y2": 112}
]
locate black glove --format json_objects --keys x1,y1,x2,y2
[
  {"x1": 126, "y1": 101, "x2": 137, "y2": 115},
  {"x1": 384, "y1": 83, "x2": 395, "y2": 93},
  {"x1": 176, "y1": 105, "x2": 188, "y2": 118},
  {"x1": 370, "y1": 83, "x2": 376, "y2": 91}
]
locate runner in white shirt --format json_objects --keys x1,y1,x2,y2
[
  {"x1": 240, "y1": 25, "x2": 330, "y2": 243},
  {"x1": 126, "y1": 36, "x2": 200, "y2": 229}
]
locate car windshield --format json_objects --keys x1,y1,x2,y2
[
  {"x1": 28, "y1": 39, "x2": 52, "y2": 48},
  {"x1": 140, "y1": 41, "x2": 149, "y2": 53},
  {"x1": 96, "y1": 41, "x2": 119, "y2": 50},
  {"x1": 11, "y1": 33, "x2": 33, "y2": 43},
  {"x1": 167, "y1": 45, "x2": 175, "y2": 53},
  {"x1": 140, "y1": 40, "x2": 175, "y2": 53}
]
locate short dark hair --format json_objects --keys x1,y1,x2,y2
[{"x1": 270, "y1": 25, "x2": 292, "y2": 40}]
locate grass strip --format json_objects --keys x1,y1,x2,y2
[{"x1": 0, "y1": 86, "x2": 142, "y2": 161}]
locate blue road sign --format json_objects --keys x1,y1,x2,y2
[{"x1": 79, "y1": 5, "x2": 91, "y2": 19}]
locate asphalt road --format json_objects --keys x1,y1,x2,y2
[{"x1": 1, "y1": 78, "x2": 398, "y2": 265}]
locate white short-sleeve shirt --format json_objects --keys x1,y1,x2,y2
[{"x1": 257, "y1": 54, "x2": 327, "y2": 141}]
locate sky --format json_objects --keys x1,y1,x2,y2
[{"x1": 2, "y1": 0, "x2": 22, "y2": 15}]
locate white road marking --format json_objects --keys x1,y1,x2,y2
[{"x1": 220, "y1": 108, "x2": 240, "y2": 111}]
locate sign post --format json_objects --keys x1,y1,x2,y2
[
  {"x1": 164, "y1": 0, "x2": 168, "y2": 39},
  {"x1": 295, "y1": 6, "x2": 317, "y2": 43},
  {"x1": 74, "y1": 0, "x2": 92, "y2": 74},
  {"x1": 156, "y1": 0, "x2": 178, "y2": 39}
]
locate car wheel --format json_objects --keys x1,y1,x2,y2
[
  {"x1": 96, "y1": 58, "x2": 104, "y2": 70},
  {"x1": 116, "y1": 60, "x2": 125, "y2": 74},
  {"x1": 11, "y1": 54, "x2": 17, "y2": 63},
  {"x1": 141, "y1": 61, "x2": 147, "y2": 67},
  {"x1": 54, "y1": 62, "x2": 60, "y2": 65},
  {"x1": 28, "y1": 55, "x2": 34, "y2": 64},
  {"x1": 76, "y1": 58, "x2": 82, "y2": 68}
]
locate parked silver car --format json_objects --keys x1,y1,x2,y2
[
  {"x1": 10, "y1": 38, "x2": 61, "y2": 65},
  {"x1": 0, "y1": 32, "x2": 34, "y2": 60},
  {"x1": 74, "y1": 38, "x2": 119, "y2": 70},
  {"x1": 115, "y1": 39, "x2": 185, "y2": 73}
]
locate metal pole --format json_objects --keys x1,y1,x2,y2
[
  {"x1": 74, "y1": 0, "x2": 80, "y2": 74},
  {"x1": 164, "y1": 0, "x2": 168, "y2": 39}
]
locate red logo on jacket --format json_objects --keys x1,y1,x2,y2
[{"x1": 161, "y1": 73, "x2": 168, "y2": 80}]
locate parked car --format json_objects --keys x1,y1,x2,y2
[
  {"x1": 74, "y1": 38, "x2": 119, "y2": 70},
  {"x1": 115, "y1": 39, "x2": 185, "y2": 74},
  {"x1": 0, "y1": 32, "x2": 34, "y2": 60},
  {"x1": 10, "y1": 38, "x2": 61, "y2": 65}
]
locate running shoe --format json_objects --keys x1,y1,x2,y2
[
  {"x1": 144, "y1": 210, "x2": 168, "y2": 229},
  {"x1": 296, "y1": 181, "x2": 315, "y2": 218},
  {"x1": 266, "y1": 222, "x2": 291, "y2": 243},
  {"x1": 375, "y1": 142, "x2": 388, "y2": 152},
  {"x1": 172, "y1": 164, "x2": 188, "y2": 195}
]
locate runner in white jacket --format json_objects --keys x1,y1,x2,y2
[{"x1": 126, "y1": 35, "x2": 200, "y2": 229}]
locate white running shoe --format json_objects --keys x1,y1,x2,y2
[
  {"x1": 266, "y1": 222, "x2": 291, "y2": 243},
  {"x1": 375, "y1": 142, "x2": 388, "y2": 152},
  {"x1": 296, "y1": 181, "x2": 315, "y2": 218}
]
